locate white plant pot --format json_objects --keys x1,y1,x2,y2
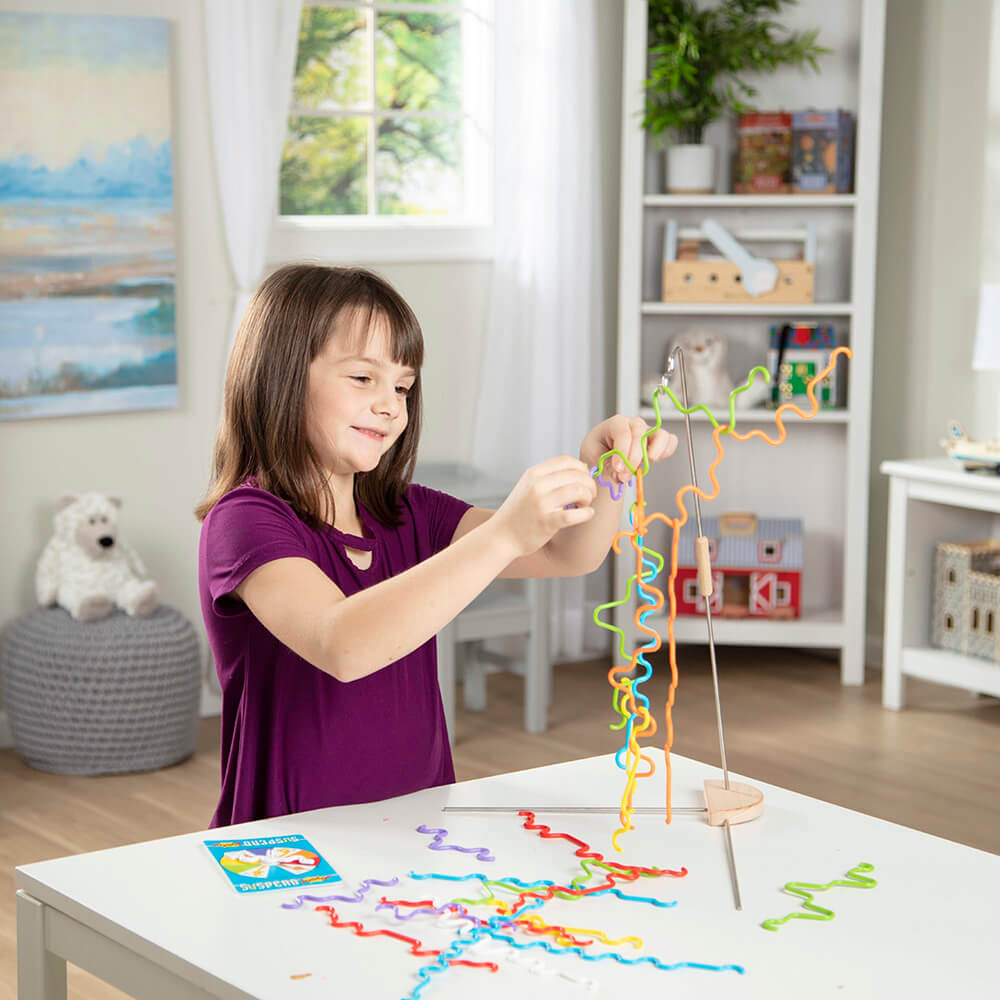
[{"x1": 666, "y1": 144, "x2": 716, "y2": 194}]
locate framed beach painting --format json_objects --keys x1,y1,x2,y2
[{"x1": 0, "y1": 13, "x2": 177, "y2": 421}]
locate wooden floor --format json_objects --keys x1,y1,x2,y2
[{"x1": 2, "y1": 646, "x2": 998, "y2": 999}]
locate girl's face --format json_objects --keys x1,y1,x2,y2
[{"x1": 306, "y1": 310, "x2": 416, "y2": 482}]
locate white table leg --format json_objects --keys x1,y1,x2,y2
[
  {"x1": 436, "y1": 626, "x2": 456, "y2": 746},
  {"x1": 525, "y1": 578, "x2": 551, "y2": 733},
  {"x1": 462, "y1": 642, "x2": 488, "y2": 711},
  {"x1": 17, "y1": 890, "x2": 66, "y2": 1000},
  {"x1": 882, "y1": 477, "x2": 908, "y2": 710}
]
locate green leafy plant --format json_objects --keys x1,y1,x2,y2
[{"x1": 643, "y1": 0, "x2": 830, "y2": 145}]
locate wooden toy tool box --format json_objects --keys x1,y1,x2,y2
[{"x1": 662, "y1": 219, "x2": 816, "y2": 304}]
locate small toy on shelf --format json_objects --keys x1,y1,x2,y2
[
  {"x1": 662, "y1": 218, "x2": 816, "y2": 304},
  {"x1": 940, "y1": 420, "x2": 1000, "y2": 473},
  {"x1": 791, "y1": 109, "x2": 854, "y2": 194},
  {"x1": 674, "y1": 512, "x2": 802, "y2": 619},
  {"x1": 734, "y1": 111, "x2": 792, "y2": 194},
  {"x1": 666, "y1": 328, "x2": 734, "y2": 406},
  {"x1": 932, "y1": 540, "x2": 1000, "y2": 662},
  {"x1": 767, "y1": 323, "x2": 844, "y2": 409}
]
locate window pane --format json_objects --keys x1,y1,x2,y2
[
  {"x1": 376, "y1": 117, "x2": 460, "y2": 215},
  {"x1": 375, "y1": 12, "x2": 460, "y2": 112},
  {"x1": 281, "y1": 117, "x2": 368, "y2": 215},
  {"x1": 293, "y1": 7, "x2": 368, "y2": 111}
]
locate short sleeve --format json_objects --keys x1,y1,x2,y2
[
  {"x1": 405, "y1": 483, "x2": 472, "y2": 556},
  {"x1": 200, "y1": 487, "x2": 312, "y2": 617}
]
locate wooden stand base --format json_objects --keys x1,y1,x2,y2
[{"x1": 703, "y1": 779, "x2": 764, "y2": 827}]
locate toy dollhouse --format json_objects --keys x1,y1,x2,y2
[
  {"x1": 932, "y1": 540, "x2": 1000, "y2": 663},
  {"x1": 675, "y1": 513, "x2": 802, "y2": 619}
]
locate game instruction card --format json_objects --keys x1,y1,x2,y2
[{"x1": 204, "y1": 833, "x2": 342, "y2": 894}]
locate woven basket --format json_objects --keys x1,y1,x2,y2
[{"x1": 1, "y1": 605, "x2": 201, "y2": 775}]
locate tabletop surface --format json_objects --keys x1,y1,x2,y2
[
  {"x1": 880, "y1": 455, "x2": 1000, "y2": 492},
  {"x1": 16, "y1": 752, "x2": 998, "y2": 1000}
]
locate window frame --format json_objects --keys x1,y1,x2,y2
[{"x1": 272, "y1": 0, "x2": 495, "y2": 263}]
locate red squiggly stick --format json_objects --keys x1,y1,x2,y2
[{"x1": 518, "y1": 810, "x2": 687, "y2": 878}]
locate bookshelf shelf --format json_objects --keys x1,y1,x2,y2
[{"x1": 643, "y1": 194, "x2": 858, "y2": 208}]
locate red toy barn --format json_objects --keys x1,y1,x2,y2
[{"x1": 674, "y1": 513, "x2": 802, "y2": 619}]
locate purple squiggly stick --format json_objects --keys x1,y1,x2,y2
[
  {"x1": 281, "y1": 875, "x2": 399, "y2": 910},
  {"x1": 416, "y1": 825, "x2": 495, "y2": 862},
  {"x1": 591, "y1": 465, "x2": 631, "y2": 502},
  {"x1": 375, "y1": 900, "x2": 488, "y2": 926}
]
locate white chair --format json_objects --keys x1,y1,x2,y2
[{"x1": 415, "y1": 462, "x2": 553, "y2": 741}]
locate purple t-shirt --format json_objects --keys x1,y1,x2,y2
[{"x1": 198, "y1": 481, "x2": 471, "y2": 827}]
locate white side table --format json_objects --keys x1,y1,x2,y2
[{"x1": 880, "y1": 457, "x2": 1000, "y2": 709}]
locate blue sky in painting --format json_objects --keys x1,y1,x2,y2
[{"x1": 0, "y1": 13, "x2": 166, "y2": 72}]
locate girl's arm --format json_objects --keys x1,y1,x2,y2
[{"x1": 234, "y1": 455, "x2": 596, "y2": 683}]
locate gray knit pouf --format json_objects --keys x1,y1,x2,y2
[{"x1": 1, "y1": 605, "x2": 201, "y2": 775}]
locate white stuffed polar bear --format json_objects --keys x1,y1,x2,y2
[{"x1": 35, "y1": 492, "x2": 158, "y2": 622}]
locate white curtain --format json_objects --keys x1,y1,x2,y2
[
  {"x1": 203, "y1": 0, "x2": 302, "y2": 378},
  {"x1": 473, "y1": 0, "x2": 606, "y2": 661}
]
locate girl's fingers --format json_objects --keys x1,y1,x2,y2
[{"x1": 649, "y1": 429, "x2": 678, "y2": 461}]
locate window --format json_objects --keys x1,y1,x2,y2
[
  {"x1": 947, "y1": 568, "x2": 957, "y2": 584},
  {"x1": 274, "y1": 1, "x2": 494, "y2": 262},
  {"x1": 683, "y1": 579, "x2": 699, "y2": 604},
  {"x1": 988, "y1": 611, "x2": 995, "y2": 635},
  {"x1": 944, "y1": 613, "x2": 954, "y2": 631},
  {"x1": 775, "y1": 581, "x2": 791, "y2": 607},
  {"x1": 758, "y1": 540, "x2": 782, "y2": 564},
  {"x1": 972, "y1": 607, "x2": 980, "y2": 632}
]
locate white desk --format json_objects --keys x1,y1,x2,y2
[
  {"x1": 880, "y1": 457, "x2": 1000, "y2": 709},
  {"x1": 16, "y1": 753, "x2": 998, "y2": 999}
]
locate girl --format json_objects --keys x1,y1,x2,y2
[{"x1": 196, "y1": 264, "x2": 676, "y2": 827}]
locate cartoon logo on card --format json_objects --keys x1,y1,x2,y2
[{"x1": 218, "y1": 846, "x2": 321, "y2": 880}]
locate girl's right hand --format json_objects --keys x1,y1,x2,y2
[{"x1": 492, "y1": 455, "x2": 598, "y2": 557}]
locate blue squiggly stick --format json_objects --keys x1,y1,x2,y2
[
  {"x1": 280, "y1": 875, "x2": 399, "y2": 910},
  {"x1": 409, "y1": 870, "x2": 555, "y2": 889},
  {"x1": 474, "y1": 926, "x2": 744, "y2": 974},
  {"x1": 416, "y1": 825, "x2": 495, "y2": 862}
]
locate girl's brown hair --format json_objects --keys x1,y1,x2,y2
[{"x1": 195, "y1": 264, "x2": 423, "y2": 530}]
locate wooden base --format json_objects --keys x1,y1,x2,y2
[{"x1": 703, "y1": 778, "x2": 764, "y2": 827}]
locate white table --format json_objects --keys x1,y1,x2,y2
[
  {"x1": 16, "y1": 752, "x2": 998, "y2": 999},
  {"x1": 880, "y1": 457, "x2": 1000, "y2": 709}
]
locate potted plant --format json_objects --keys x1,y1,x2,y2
[{"x1": 643, "y1": 0, "x2": 829, "y2": 193}]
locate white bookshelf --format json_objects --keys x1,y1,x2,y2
[{"x1": 614, "y1": 0, "x2": 886, "y2": 685}]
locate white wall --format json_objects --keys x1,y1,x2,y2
[
  {"x1": 868, "y1": 0, "x2": 995, "y2": 655},
  {"x1": 0, "y1": 0, "x2": 624, "y2": 743}
]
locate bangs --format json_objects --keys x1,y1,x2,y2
[{"x1": 329, "y1": 287, "x2": 424, "y2": 375}]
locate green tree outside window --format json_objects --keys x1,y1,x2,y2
[{"x1": 281, "y1": 4, "x2": 464, "y2": 217}]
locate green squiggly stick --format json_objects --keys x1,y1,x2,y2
[{"x1": 761, "y1": 863, "x2": 877, "y2": 931}]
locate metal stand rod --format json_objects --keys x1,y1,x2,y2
[
  {"x1": 444, "y1": 806, "x2": 708, "y2": 815},
  {"x1": 669, "y1": 345, "x2": 730, "y2": 791},
  {"x1": 722, "y1": 820, "x2": 742, "y2": 910},
  {"x1": 666, "y1": 347, "x2": 741, "y2": 910}
]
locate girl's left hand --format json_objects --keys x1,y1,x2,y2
[{"x1": 580, "y1": 415, "x2": 678, "y2": 486}]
